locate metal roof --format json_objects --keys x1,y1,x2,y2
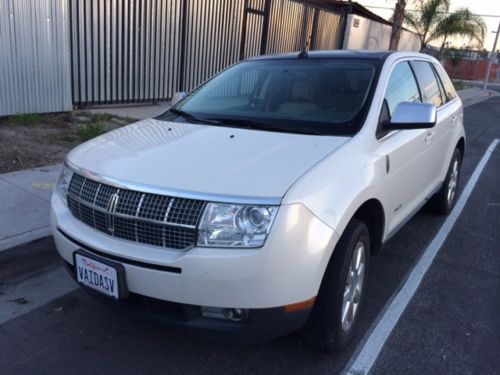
[{"x1": 296, "y1": 0, "x2": 394, "y2": 26}]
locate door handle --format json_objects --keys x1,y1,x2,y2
[{"x1": 425, "y1": 131, "x2": 433, "y2": 144}]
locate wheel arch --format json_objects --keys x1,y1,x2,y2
[
  {"x1": 456, "y1": 137, "x2": 465, "y2": 158},
  {"x1": 350, "y1": 199, "x2": 385, "y2": 255}
]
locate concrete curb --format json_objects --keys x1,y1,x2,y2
[
  {"x1": 461, "y1": 91, "x2": 499, "y2": 108},
  {"x1": 0, "y1": 227, "x2": 52, "y2": 254},
  {"x1": 0, "y1": 236, "x2": 60, "y2": 284}
]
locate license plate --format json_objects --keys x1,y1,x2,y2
[{"x1": 74, "y1": 250, "x2": 127, "y2": 300}]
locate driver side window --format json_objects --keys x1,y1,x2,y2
[
  {"x1": 384, "y1": 62, "x2": 421, "y2": 118},
  {"x1": 377, "y1": 61, "x2": 421, "y2": 139}
]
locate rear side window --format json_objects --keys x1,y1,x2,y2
[
  {"x1": 412, "y1": 61, "x2": 444, "y2": 107},
  {"x1": 433, "y1": 63, "x2": 458, "y2": 101},
  {"x1": 384, "y1": 61, "x2": 421, "y2": 117}
]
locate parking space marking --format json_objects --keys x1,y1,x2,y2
[{"x1": 344, "y1": 138, "x2": 499, "y2": 375}]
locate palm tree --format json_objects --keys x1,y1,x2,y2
[
  {"x1": 404, "y1": 0, "x2": 486, "y2": 51},
  {"x1": 435, "y1": 9, "x2": 486, "y2": 51}
]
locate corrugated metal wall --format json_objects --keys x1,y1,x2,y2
[
  {"x1": 182, "y1": 0, "x2": 245, "y2": 91},
  {"x1": 1, "y1": 1, "x2": 419, "y2": 114},
  {"x1": 266, "y1": 0, "x2": 315, "y2": 54},
  {"x1": 313, "y1": 8, "x2": 343, "y2": 50},
  {"x1": 69, "y1": 0, "x2": 344, "y2": 106},
  {"x1": 0, "y1": 0, "x2": 72, "y2": 116},
  {"x1": 69, "y1": 0, "x2": 184, "y2": 105},
  {"x1": 241, "y1": 0, "x2": 265, "y2": 59}
]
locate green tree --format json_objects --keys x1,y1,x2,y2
[{"x1": 404, "y1": 0, "x2": 486, "y2": 51}]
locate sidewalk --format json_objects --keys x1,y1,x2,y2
[
  {"x1": 83, "y1": 101, "x2": 171, "y2": 120},
  {"x1": 0, "y1": 87, "x2": 495, "y2": 255},
  {"x1": 458, "y1": 87, "x2": 498, "y2": 107},
  {"x1": 0, "y1": 165, "x2": 61, "y2": 253},
  {"x1": 459, "y1": 80, "x2": 500, "y2": 93}
]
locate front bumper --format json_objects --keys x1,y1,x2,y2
[
  {"x1": 63, "y1": 259, "x2": 311, "y2": 342},
  {"x1": 51, "y1": 192, "x2": 337, "y2": 312}
]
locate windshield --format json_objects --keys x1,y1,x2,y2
[{"x1": 164, "y1": 58, "x2": 379, "y2": 135}]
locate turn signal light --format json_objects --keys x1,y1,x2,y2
[{"x1": 284, "y1": 297, "x2": 316, "y2": 313}]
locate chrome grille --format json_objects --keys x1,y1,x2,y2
[{"x1": 67, "y1": 174, "x2": 205, "y2": 250}]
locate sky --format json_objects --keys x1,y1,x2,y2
[{"x1": 355, "y1": 0, "x2": 500, "y2": 50}]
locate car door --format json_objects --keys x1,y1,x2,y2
[
  {"x1": 411, "y1": 60, "x2": 457, "y2": 189},
  {"x1": 432, "y1": 62, "x2": 463, "y2": 181},
  {"x1": 375, "y1": 60, "x2": 434, "y2": 235}
]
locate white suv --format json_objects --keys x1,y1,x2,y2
[{"x1": 52, "y1": 51, "x2": 464, "y2": 352}]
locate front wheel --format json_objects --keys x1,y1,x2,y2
[
  {"x1": 302, "y1": 219, "x2": 370, "y2": 353},
  {"x1": 428, "y1": 148, "x2": 462, "y2": 215}
]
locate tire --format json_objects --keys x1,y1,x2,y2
[
  {"x1": 302, "y1": 219, "x2": 370, "y2": 353},
  {"x1": 428, "y1": 148, "x2": 462, "y2": 215}
]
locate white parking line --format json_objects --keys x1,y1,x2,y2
[{"x1": 344, "y1": 138, "x2": 499, "y2": 375}]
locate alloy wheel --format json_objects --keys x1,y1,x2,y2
[
  {"x1": 341, "y1": 241, "x2": 366, "y2": 332},
  {"x1": 447, "y1": 159, "x2": 459, "y2": 205}
]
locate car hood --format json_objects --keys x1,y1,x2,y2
[{"x1": 67, "y1": 119, "x2": 349, "y2": 201}]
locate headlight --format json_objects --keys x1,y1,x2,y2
[
  {"x1": 197, "y1": 203, "x2": 278, "y2": 248},
  {"x1": 56, "y1": 163, "x2": 74, "y2": 205}
]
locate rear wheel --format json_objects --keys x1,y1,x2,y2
[
  {"x1": 302, "y1": 219, "x2": 370, "y2": 353},
  {"x1": 428, "y1": 148, "x2": 462, "y2": 215}
]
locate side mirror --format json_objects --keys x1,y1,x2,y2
[
  {"x1": 383, "y1": 102, "x2": 437, "y2": 130},
  {"x1": 170, "y1": 91, "x2": 187, "y2": 106}
]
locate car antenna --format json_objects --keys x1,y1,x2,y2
[{"x1": 298, "y1": 34, "x2": 311, "y2": 58}]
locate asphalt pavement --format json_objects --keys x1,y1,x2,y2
[{"x1": 0, "y1": 97, "x2": 499, "y2": 375}]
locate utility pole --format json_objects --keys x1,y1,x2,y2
[
  {"x1": 483, "y1": 21, "x2": 500, "y2": 91},
  {"x1": 389, "y1": 0, "x2": 407, "y2": 50}
]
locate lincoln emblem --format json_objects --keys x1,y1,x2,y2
[{"x1": 106, "y1": 192, "x2": 120, "y2": 233}]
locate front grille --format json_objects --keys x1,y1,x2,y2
[{"x1": 67, "y1": 174, "x2": 206, "y2": 250}]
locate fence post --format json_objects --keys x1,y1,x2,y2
[
  {"x1": 259, "y1": 0, "x2": 272, "y2": 55},
  {"x1": 178, "y1": 0, "x2": 188, "y2": 92},
  {"x1": 339, "y1": 5, "x2": 352, "y2": 49},
  {"x1": 68, "y1": 0, "x2": 76, "y2": 108},
  {"x1": 310, "y1": 8, "x2": 320, "y2": 50},
  {"x1": 239, "y1": 0, "x2": 249, "y2": 60}
]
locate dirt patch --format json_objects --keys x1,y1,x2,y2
[{"x1": 0, "y1": 112, "x2": 135, "y2": 174}]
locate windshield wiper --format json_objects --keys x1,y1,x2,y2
[
  {"x1": 169, "y1": 108, "x2": 222, "y2": 126},
  {"x1": 168, "y1": 111, "x2": 328, "y2": 135},
  {"x1": 208, "y1": 118, "x2": 328, "y2": 135}
]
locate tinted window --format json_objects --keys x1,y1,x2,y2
[
  {"x1": 433, "y1": 63, "x2": 457, "y2": 100},
  {"x1": 206, "y1": 70, "x2": 261, "y2": 98},
  {"x1": 384, "y1": 62, "x2": 421, "y2": 117},
  {"x1": 412, "y1": 61, "x2": 444, "y2": 107},
  {"x1": 434, "y1": 67, "x2": 447, "y2": 102},
  {"x1": 168, "y1": 59, "x2": 378, "y2": 136}
]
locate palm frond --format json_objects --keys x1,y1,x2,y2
[
  {"x1": 403, "y1": 0, "x2": 484, "y2": 48},
  {"x1": 435, "y1": 8, "x2": 487, "y2": 47}
]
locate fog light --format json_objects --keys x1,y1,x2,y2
[
  {"x1": 201, "y1": 306, "x2": 248, "y2": 322},
  {"x1": 223, "y1": 308, "x2": 245, "y2": 322}
]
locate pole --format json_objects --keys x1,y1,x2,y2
[
  {"x1": 178, "y1": 0, "x2": 188, "y2": 92},
  {"x1": 483, "y1": 21, "x2": 500, "y2": 91},
  {"x1": 259, "y1": 0, "x2": 272, "y2": 55},
  {"x1": 389, "y1": 0, "x2": 406, "y2": 50}
]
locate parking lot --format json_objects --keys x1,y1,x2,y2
[{"x1": 0, "y1": 97, "x2": 499, "y2": 375}]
